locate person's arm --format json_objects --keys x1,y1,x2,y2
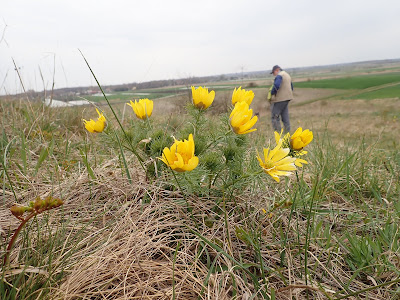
[{"x1": 271, "y1": 75, "x2": 282, "y2": 95}]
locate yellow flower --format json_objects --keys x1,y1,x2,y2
[
  {"x1": 275, "y1": 128, "x2": 313, "y2": 151},
  {"x1": 229, "y1": 101, "x2": 258, "y2": 135},
  {"x1": 83, "y1": 108, "x2": 106, "y2": 133},
  {"x1": 232, "y1": 86, "x2": 255, "y2": 105},
  {"x1": 127, "y1": 98, "x2": 153, "y2": 120},
  {"x1": 160, "y1": 134, "x2": 199, "y2": 172},
  {"x1": 257, "y1": 142, "x2": 296, "y2": 182},
  {"x1": 191, "y1": 86, "x2": 215, "y2": 109},
  {"x1": 290, "y1": 127, "x2": 313, "y2": 150}
]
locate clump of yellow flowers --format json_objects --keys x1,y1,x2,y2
[
  {"x1": 191, "y1": 86, "x2": 215, "y2": 109},
  {"x1": 257, "y1": 127, "x2": 313, "y2": 182},
  {"x1": 229, "y1": 86, "x2": 258, "y2": 135},
  {"x1": 81, "y1": 86, "x2": 313, "y2": 185},
  {"x1": 274, "y1": 127, "x2": 314, "y2": 167},
  {"x1": 128, "y1": 98, "x2": 154, "y2": 120},
  {"x1": 83, "y1": 108, "x2": 106, "y2": 133},
  {"x1": 160, "y1": 134, "x2": 199, "y2": 172}
]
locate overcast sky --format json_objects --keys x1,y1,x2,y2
[{"x1": 1, "y1": 0, "x2": 400, "y2": 94}]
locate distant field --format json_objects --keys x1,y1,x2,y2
[
  {"x1": 295, "y1": 72, "x2": 400, "y2": 89},
  {"x1": 41, "y1": 69, "x2": 400, "y2": 105},
  {"x1": 349, "y1": 83, "x2": 400, "y2": 100},
  {"x1": 85, "y1": 91, "x2": 179, "y2": 102}
]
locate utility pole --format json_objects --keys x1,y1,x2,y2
[{"x1": 240, "y1": 65, "x2": 245, "y2": 85}]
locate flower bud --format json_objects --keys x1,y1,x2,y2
[
  {"x1": 284, "y1": 200, "x2": 293, "y2": 207},
  {"x1": 10, "y1": 205, "x2": 26, "y2": 217},
  {"x1": 54, "y1": 198, "x2": 64, "y2": 207},
  {"x1": 34, "y1": 198, "x2": 45, "y2": 210},
  {"x1": 49, "y1": 197, "x2": 64, "y2": 208},
  {"x1": 42, "y1": 196, "x2": 64, "y2": 209}
]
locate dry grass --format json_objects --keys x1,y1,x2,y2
[{"x1": 4, "y1": 161, "x2": 398, "y2": 299}]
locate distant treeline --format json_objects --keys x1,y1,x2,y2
[
  {"x1": 135, "y1": 75, "x2": 229, "y2": 90},
  {"x1": 3, "y1": 58, "x2": 400, "y2": 100}
]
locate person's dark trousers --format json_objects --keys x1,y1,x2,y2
[{"x1": 271, "y1": 100, "x2": 290, "y2": 132}]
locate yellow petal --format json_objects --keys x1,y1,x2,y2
[
  {"x1": 83, "y1": 119, "x2": 95, "y2": 133},
  {"x1": 161, "y1": 147, "x2": 175, "y2": 166},
  {"x1": 185, "y1": 156, "x2": 199, "y2": 171},
  {"x1": 268, "y1": 172, "x2": 280, "y2": 182},
  {"x1": 205, "y1": 90, "x2": 215, "y2": 108},
  {"x1": 295, "y1": 158, "x2": 308, "y2": 167},
  {"x1": 274, "y1": 156, "x2": 295, "y2": 166},
  {"x1": 145, "y1": 99, "x2": 154, "y2": 117},
  {"x1": 291, "y1": 127, "x2": 303, "y2": 139},
  {"x1": 271, "y1": 147, "x2": 289, "y2": 162},
  {"x1": 238, "y1": 116, "x2": 258, "y2": 134},
  {"x1": 267, "y1": 142, "x2": 283, "y2": 161},
  {"x1": 239, "y1": 128, "x2": 257, "y2": 135},
  {"x1": 173, "y1": 153, "x2": 185, "y2": 170},
  {"x1": 274, "y1": 130, "x2": 283, "y2": 144},
  {"x1": 93, "y1": 120, "x2": 105, "y2": 132},
  {"x1": 275, "y1": 163, "x2": 296, "y2": 171}
]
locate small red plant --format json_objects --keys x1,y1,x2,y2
[{"x1": 3, "y1": 196, "x2": 64, "y2": 266}]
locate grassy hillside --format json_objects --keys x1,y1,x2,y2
[{"x1": 349, "y1": 84, "x2": 400, "y2": 100}]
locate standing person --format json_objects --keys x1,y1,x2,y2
[{"x1": 268, "y1": 65, "x2": 294, "y2": 133}]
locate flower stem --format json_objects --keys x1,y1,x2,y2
[
  {"x1": 223, "y1": 170, "x2": 263, "y2": 189},
  {"x1": 145, "y1": 116, "x2": 152, "y2": 131},
  {"x1": 193, "y1": 109, "x2": 203, "y2": 135},
  {"x1": 304, "y1": 176, "x2": 319, "y2": 293},
  {"x1": 170, "y1": 170, "x2": 191, "y2": 213},
  {"x1": 200, "y1": 130, "x2": 231, "y2": 155},
  {"x1": 168, "y1": 170, "x2": 199, "y2": 228},
  {"x1": 3, "y1": 212, "x2": 36, "y2": 267}
]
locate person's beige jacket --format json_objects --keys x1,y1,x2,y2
[{"x1": 271, "y1": 70, "x2": 293, "y2": 103}]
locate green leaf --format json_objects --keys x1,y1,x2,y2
[
  {"x1": 34, "y1": 138, "x2": 54, "y2": 175},
  {"x1": 79, "y1": 148, "x2": 96, "y2": 180}
]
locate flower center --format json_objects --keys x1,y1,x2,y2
[
  {"x1": 197, "y1": 102, "x2": 206, "y2": 109},
  {"x1": 264, "y1": 160, "x2": 275, "y2": 170},
  {"x1": 181, "y1": 154, "x2": 190, "y2": 163}
]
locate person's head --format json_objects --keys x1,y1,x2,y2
[{"x1": 270, "y1": 65, "x2": 281, "y2": 76}]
